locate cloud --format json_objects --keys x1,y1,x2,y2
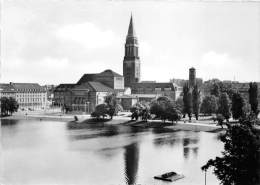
[
  {"x1": 199, "y1": 51, "x2": 244, "y2": 81},
  {"x1": 56, "y1": 22, "x2": 120, "y2": 49}
]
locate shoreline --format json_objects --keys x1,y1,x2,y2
[{"x1": 1, "y1": 114, "x2": 223, "y2": 132}]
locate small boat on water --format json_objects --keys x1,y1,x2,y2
[{"x1": 154, "y1": 171, "x2": 184, "y2": 182}]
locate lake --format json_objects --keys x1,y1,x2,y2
[{"x1": 1, "y1": 119, "x2": 223, "y2": 185}]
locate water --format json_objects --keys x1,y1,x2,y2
[{"x1": 1, "y1": 119, "x2": 223, "y2": 185}]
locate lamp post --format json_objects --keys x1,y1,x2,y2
[
  {"x1": 204, "y1": 169, "x2": 207, "y2": 185},
  {"x1": 84, "y1": 101, "x2": 87, "y2": 114},
  {"x1": 87, "y1": 101, "x2": 89, "y2": 114}
]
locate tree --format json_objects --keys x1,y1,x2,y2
[
  {"x1": 218, "y1": 82, "x2": 235, "y2": 99},
  {"x1": 130, "y1": 102, "x2": 150, "y2": 121},
  {"x1": 200, "y1": 95, "x2": 218, "y2": 115},
  {"x1": 150, "y1": 98, "x2": 168, "y2": 122},
  {"x1": 231, "y1": 92, "x2": 246, "y2": 120},
  {"x1": 105, "y1": 93, "x2": 120, "y2": 119},
  {"x1": 165, "y1": 104, "x2": 181, "y2": 123},
  {"x1": 218, "y1": 93, "x2": 231, "y2": 122},
  {"x1": 201, "y1": 116, "x2": 260, "y2": 185},
  {"x1": 1, "y1": 97, "x2": 10, "y2": 116},
  {"x1": 8, "y1": 97, "x2": 19, "y2": 115},
  {"x1": 0, "y1": 97, "x2": 19, "y2": 116},
  {"x1": 192, "y1": 85, "x2": 201, "y2": 120},
  {"x1": 210, "y1": 83, "x2": 220, "y2": 97},
  {"x1": 150, "y1": 96, "x2": 181, "y2": 123},
  {"x1": 183, "y1": 83, "x2": 192, "y2": 120},
  {"x1": 175, "y1": 97, "x2": 184, "y2": 114},
  {"x1": 91, "y1": 104, "x2": 108, "y2": 119},
  {"x1": 248, "y1": 82, "x2": 259, "y2": 116}
]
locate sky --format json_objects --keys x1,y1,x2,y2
[{"x1": 1, "y1": 0, "x2": 260, "y2": 85}]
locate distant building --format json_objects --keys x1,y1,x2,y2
[
  {"x1": 77, "y1": 69, "x2": 124, "y2": 90},
  {"x1": 53, "y1": 69, "x2": 125, "y2": 112},
  {"x1": 131, "y1": 82, "x2": 181, "y2": 101},
  {"x1": 53, "y1": 83, "x2": 75, "y2": 107},
  {"x1": 0, "y1": 83, "x2": 16, "y2": 98},
  {"x1": 189, "y1": 67, "x2": 196, "y2": 88},
  {"x1": 0, "y1": 83, "x2": 47, "y2": 110}
]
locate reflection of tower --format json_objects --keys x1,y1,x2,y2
[
  {"x1": 123, "y1": 14, "x2": 141, "y2": 88},
  {"x1": 124, "y1": 143, "x2": 139, "y2": 185},
  {"x1": 189, "y1": 67, "x2": 196, "y2": 88}
]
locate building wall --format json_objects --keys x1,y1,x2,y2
[
  {"x1": 114, "y1": 77, "x2": 124, "y2": 89},
  {"x1": 120, "y1": 98, "x2": 138, "y2": 110},
  {"x1": 15, "y1": 91, "x2": 47, "y2": 109},
  {"x1": 123, "y1": 60, "x2": 140, "y2": 87},
  {"x1": 132, "y1": 86, "x2": 177, "y2": 100},
  {"x1": 0, "y1": 92, "x2": 16, "y2": 98}
]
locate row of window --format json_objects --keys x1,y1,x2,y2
[
  {"x1": 137, "y1": 88, "x2": 172, "y2": 91},
  {"x1": 17, "y1": 98, "x2": 46, "y2": 102},
  {"x1": 16, "y1": 94, "x2": 46, "y2": 98}
]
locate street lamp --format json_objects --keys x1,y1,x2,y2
[
  {"x1": 87, "y1": 101, "x2": 89, "y2": 114},
  {"x1": 204, "y1": 169, "x2": 207, "y2": 185}
]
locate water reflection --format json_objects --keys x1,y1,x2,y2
[
  {"x1": 1, "y1": 119, "x2": 224, "y2": 185},
  {"x1": 182, "y1": 133, "x2": 199, "y2": 160},
  {"x1": 1, "y1": 119, "x2": 19, "y2": 126},
  {"x1": 69, "y1": 125, "x2": 119, "y2": 140},
  {"x1": 124, "y1": 143, "x2": 139, "y2": 185},
  {"x1": 153, "y1": 131, "x2": 182, "y2": 147}
]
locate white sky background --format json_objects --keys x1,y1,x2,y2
[{"x1": 1, "y1": 0, "x2": 260, "y2": 85}]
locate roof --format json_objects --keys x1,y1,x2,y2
[
  {"x1": 88, "y1": 81, "x2": 114, "y2": 92},
  {"x1": 0, "y1": 83, "x2": 15, "y2": 92},
  {"x1": 98, "y1": 69, "x2": 123, "y2": 77},
  {"x1": 11, "y1": 83, "x2": 43, "y2": 90},
  {"x1": 77, "y1": 74, "x2": 97, "y2": 85},
  {"x1": 73, "y1": 82, "x2": 114, "y2": 92},
  {"x1": 54, "y1": 84, "x2": 75, "y2": 92},
  {"x1": 131, "y1": 82, "x2": 178, "y2": 90},
  {"x1": 127, "y1": 14, "x2": 137, "y2": 38}
]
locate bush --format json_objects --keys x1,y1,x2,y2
[
  {"x1": 150, "y1": 96, "x2": 181, "y2": 123},
  {"x1": 130, "y1": 102, "x2": 150, "y2": 121},
  {"x1": 200, "y1": 95, "x2": 218, "y2": 115},
  {"x1": 91, "y1": 104, "x2": 108, "y2": 119}
]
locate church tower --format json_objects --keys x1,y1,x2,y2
[{"x1": 123, "y1": 15, "x2": 141, "y2": 88}]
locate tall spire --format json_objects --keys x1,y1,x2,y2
[{"x1": 127, "y1": 14, "x2": 136, "y2": 38}]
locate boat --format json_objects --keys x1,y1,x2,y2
[{"x1": 154, "y1": 171, "x2": 184, "y2": 182}]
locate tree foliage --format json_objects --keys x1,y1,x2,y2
[
  {"x1": 150, "y1": 96, "x2": 181, "y2": 123},
  {"x1": 201, "y1": 116, "x2": 260, "y2": 185},
  {"x1": 91, "y1": 104, "x2": 108, "y2": 119},
  {"x1": 192, "y1": 85, "x2": 201, "y2": 120},
  {"x1": 0, "y1": 97, "x2": 19, "y2": 116},
  {"x1": 130, "y1": 102, "x2": 150, "y2": 121},
  {"x1": 91, "y1": 94, "x2": 122, "y2": 120},
  {"x1": 231, "y1": 92, "x2": 246, "y2": 120},
  {"x1": 210, "y1": 83, "x2": 220, "y2": 97},
  {"x1": 248, "y1": 82, "x2": 259, "y2": 116},
  {"x1": 183, "y1": 83, "x2": 193, "y2": 120},
  {"x1": 200, "y1": 95, "x2": 218, "y2": 115},
  {"x1": 104, "y1": 93, "x2": 118, "y2": 119},
  {"x1": 217, "y1": 93, "x2": 231, "y2": 121}
]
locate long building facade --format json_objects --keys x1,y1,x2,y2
[{"x1": 0, "y1": 83, "x2": 47, "y2": 110}]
